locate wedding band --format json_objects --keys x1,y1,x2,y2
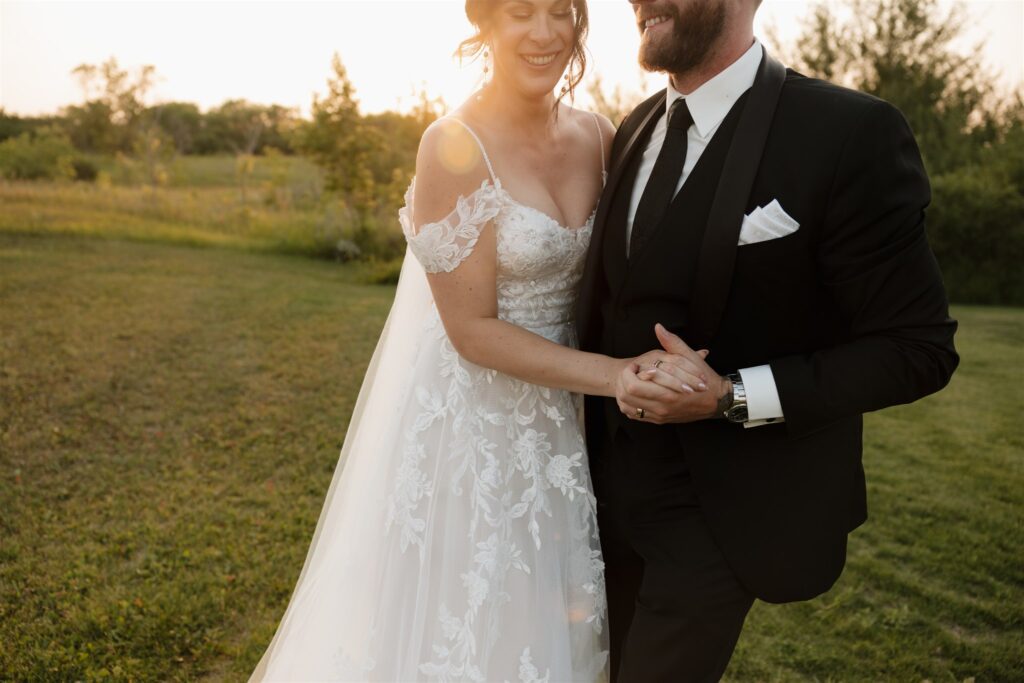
[
  {"x1": 636, "y1": 407, "x2": 645, "y2": 419},
  {"x1": 653, "y1": 360, "x2": 664, "y2": 370}
]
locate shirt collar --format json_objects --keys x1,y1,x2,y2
[{"x1": 666, "y1": 39, "x2": 763, "y2": 138}]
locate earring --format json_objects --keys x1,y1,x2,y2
[
  {"x1": 560, "y1": 70, "x2": 570, "y2": 96},
  {"x1": 483, "y1": 48, "x2": 490, "y2": 75}
]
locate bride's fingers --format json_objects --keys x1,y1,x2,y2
[
  {"x1": 638, "y1": 356, "x2": 708, "y2": 383},
  {"x1": 638, "y1": 365, "x2": 706, "y2": 393},
  {"x1": 621, "y1": 366, "x2": 679, "y2": 403},
  {"x1": 639, "y1": 360, "x2": 707, "y2": 388}
]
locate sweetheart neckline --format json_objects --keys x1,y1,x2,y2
[
  {"x1": 500, "y1": 191, "x2": 597, "y2": 236},
  {"x1": 490, "y1": 180, "x2": 597, "y2": 236}
]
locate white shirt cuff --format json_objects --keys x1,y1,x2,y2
[{"x1": 738, "y1": 364, "x2": 785, "y2": 429}]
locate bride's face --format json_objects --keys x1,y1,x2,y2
[{"x1": 488, "y1": 0, "x2": 576, "y2": 99}]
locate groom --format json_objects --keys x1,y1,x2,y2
[{"x1": 577, "y1": 0, "x2": 960, "y2": 680}]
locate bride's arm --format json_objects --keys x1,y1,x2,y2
[
  {"x1": 411, "y1": 120, "x2": 705, "y2": 400},
  {"x1": 426, "y1": 227, "x2": 624, "y2": 397}
]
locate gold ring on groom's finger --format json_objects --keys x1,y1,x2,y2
[{"x1": 636, "y1": 407, "x2": 645, "y2": 419}]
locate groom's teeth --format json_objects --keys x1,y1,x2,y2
[
  {"x1": 523, "y1": 54, "x2": 557, "y2": 66},
  {"x1": 644, "y1": 16, "x2": 669, "y2": 29}
]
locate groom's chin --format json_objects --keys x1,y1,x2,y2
[
  {"x1": 639, "y1": 32, "x2": 707, "y2": 76},
  {"x1": 638, "y1": 23, "x2": 683, "y2": 72},
  {"x1": 638, "y1": 42, "x2": 675, "y2": 74}
]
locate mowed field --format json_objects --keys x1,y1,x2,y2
[{"x1": 1, "y1": 228, "x2": 1022, "y2": 681}]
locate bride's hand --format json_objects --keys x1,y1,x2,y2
[
  {"x1": 614, "y1": 350, "x2": 710, "y2": 423},
  {"x1": 632, "y1": 349, "x2": 711, "y2": 394}
]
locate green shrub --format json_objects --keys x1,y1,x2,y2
[
  {"x1": 361, "y1": 256, "x2": 405, "y2": 285},
  {"x1": 0, "y1": 126, "x2": 78, "y2": 181},
  {"x1": 928, "y1": 166, "x2": 1024, "y2": 305},
  {"x1": 71, "y1": 158, "x2": 99, "y2": 182},
  {"x1": 312, "y1": 198, "x2": 406, "y2": 262}
]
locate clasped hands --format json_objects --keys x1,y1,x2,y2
[{"x1": 615, "y1": 324, "x2": 730, "y2": 424}]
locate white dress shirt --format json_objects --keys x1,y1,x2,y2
[{"x1": 626, "y1": 39, "x2": 785, "y2": 427}]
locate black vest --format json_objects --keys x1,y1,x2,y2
[{"x1": 599, "y1": 92, "x2": 750, "y2": 439}]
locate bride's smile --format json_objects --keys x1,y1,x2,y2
[{"x1": 521, "y1": 51, "x2": 561, "y2": 68}]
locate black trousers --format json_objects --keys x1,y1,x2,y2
[{"x1": 591, "y1": 427, "x2": 755, "y2": 682}]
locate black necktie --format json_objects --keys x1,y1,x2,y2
[{"x1": 630, "y1": 97, "x2": 694, "y2": 256}]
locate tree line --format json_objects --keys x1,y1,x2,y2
[{"x1": 1, "y1": 59, "x2": 300, "y2": 158}]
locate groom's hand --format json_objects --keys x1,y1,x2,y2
[{"x1": 616, "y1": 324, "x2": 730, "y2": 424}]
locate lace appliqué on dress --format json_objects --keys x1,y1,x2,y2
[{"x1": 400, "y1": 177, "x2": 503, "y2": 274}]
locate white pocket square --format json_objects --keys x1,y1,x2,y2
[{"x1": 738, "y1": 200, "x2": 800, "y2": 245}]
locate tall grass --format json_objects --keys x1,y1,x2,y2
[
  {"x1": 0, "y1": 181, "x2": 326, "y2": 255},
  {"x1": 0, "y1": 153, "x2": 406, "y2": 261}
]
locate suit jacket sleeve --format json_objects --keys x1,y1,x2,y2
[{"x1": 770, "y1": 99, "x2": 960, "y2": 437}]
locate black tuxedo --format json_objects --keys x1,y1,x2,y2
[{"x1": 577, "y1": 51, "x2": 959, "y2": 681}]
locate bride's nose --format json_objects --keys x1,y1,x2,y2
[{"x1": 527, "y1": 13, "x2": 557, "y2": 44}]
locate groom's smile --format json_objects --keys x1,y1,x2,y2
[
  {"x1": 641, "y1": 14, "x2": 672, "y2": 33},
  {"x1": 635, "y1": 2, "x2": 677, "y2": 36}
]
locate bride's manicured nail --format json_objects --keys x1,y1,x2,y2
[
  {"x1": 697, "y1": 382, "x2": 708, "y2": 391},
  {"x1": 681, "y1": 383, "x2": 694, "y2": 393}
]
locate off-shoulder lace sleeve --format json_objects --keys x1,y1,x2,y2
[{"x1": 399, "y1": 177, "x2": 502, "y2": 274}]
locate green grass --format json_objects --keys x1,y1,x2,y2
[
  {"x1": 1, "y1": 232, "x2": 1021, "y2": 681},
  {"x1": 0, "y1": 233, "x2": 393, "y2": 681}
]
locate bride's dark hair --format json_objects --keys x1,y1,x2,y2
[{"x1": 457, "y1": 0, "x2": 590, "y2": 106}]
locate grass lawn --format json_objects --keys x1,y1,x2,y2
[{"x1": 1, "y1": 233, "x2": 1021, "y2": 681}]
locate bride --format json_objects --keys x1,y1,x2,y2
[{"x1": 251, "y1": 1, "x2": 708, "y2": 680}]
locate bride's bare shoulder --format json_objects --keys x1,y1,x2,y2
[
  {"x1": 413, "y1": 116, "x2": 493, "y2": 225},
  {"x1": 563, "y1": 105, "x2": 616, "y2": 164},
  {"x1": 567, "y1": 104, "x2": 615, "y2": 133}
]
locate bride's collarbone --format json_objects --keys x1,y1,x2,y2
[{"x1": 495, "y1": 149, "x2": 601, "y2": 228}]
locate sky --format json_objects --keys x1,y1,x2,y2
[{"x1": 1, "y1": 0, "x2": 1021, "y2": 118}]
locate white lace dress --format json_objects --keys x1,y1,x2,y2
[{"x1": 253, "y1": 117, "x2": 608, "y2": 682}]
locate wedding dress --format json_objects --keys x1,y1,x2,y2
[{"x1": 252, "y1": 115, "x2": 609, "y2": 682}]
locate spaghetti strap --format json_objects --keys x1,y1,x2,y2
[
  {"x1": 435, "y1": 116, "x2": 498, "y2": 184},
  {"x1": 590, "y1": 111, "x2": 606, "y2": 179}
]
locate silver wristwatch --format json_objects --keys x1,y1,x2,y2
[{"x1": 722, "y1": 372, "x2": 748, "y2": 423}]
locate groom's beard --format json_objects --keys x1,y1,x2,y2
[{"x1": 638, "y1": 0, "x2": 727, "y2": 75}]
